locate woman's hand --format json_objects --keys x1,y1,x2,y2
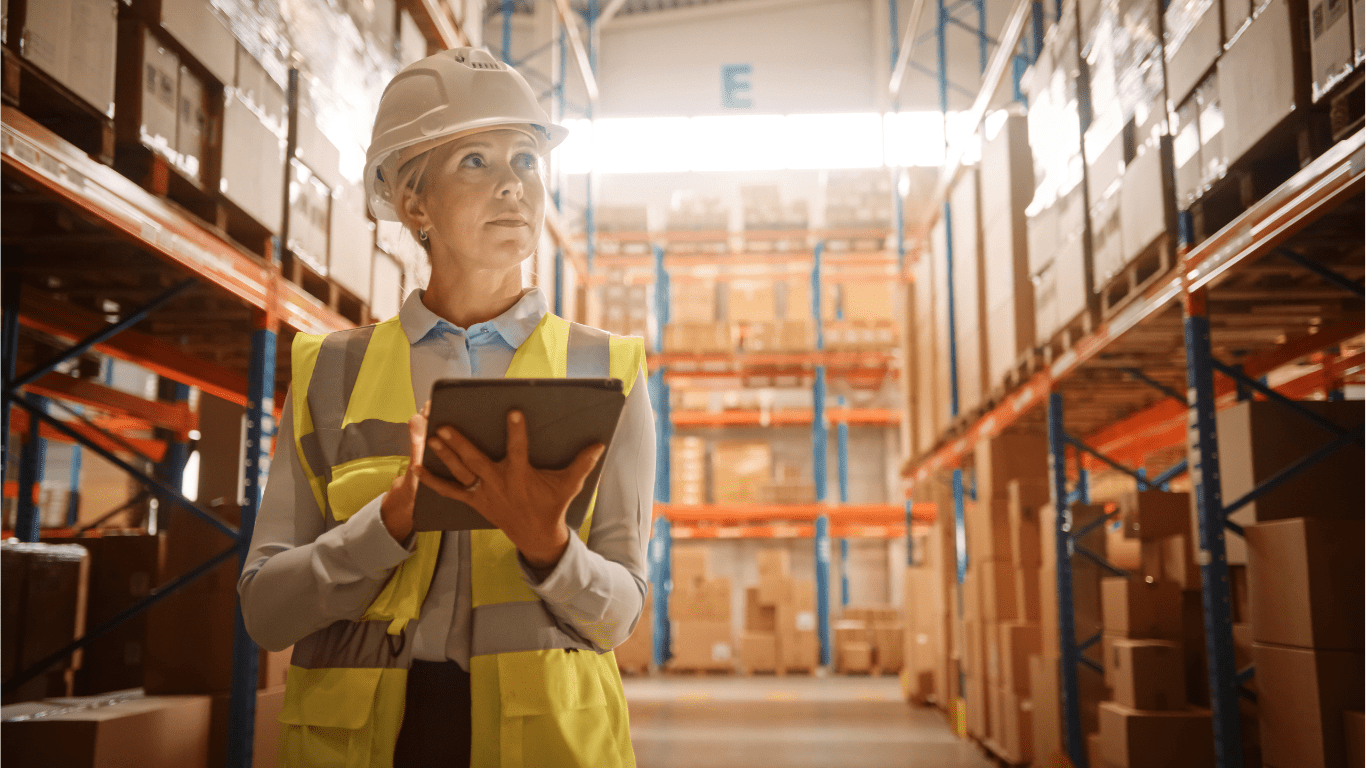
[
  {"x1": 379, "y1": 401, "x2": 431, "y2": 544},
  {"x1": 416, "y1": 410, "x2": 606, "y2": 569}
]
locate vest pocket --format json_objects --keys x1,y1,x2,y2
[
  {"x1": 326, "y1": 455, "x2": 408, "y2": 522},
  {"x1": 497, "y1": 649, "x2": 608, "y2": 716},
  {"x1": 279, "y1": 666, "x2": 406, "y2": 768}
]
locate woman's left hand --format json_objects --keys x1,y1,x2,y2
[{"x1": 415, "y1": 410, "x2": 606, "y2": 569}]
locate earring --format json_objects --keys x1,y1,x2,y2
[{"x1": 418, "y1": 230, "x2": 428, "y2": 241}]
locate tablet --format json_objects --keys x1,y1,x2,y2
[{"x1": 413, "y1": 378, "x2": 628, "y2": 532}]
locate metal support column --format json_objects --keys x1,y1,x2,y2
[
  {"x1": 1047, "y1": 392, "x2": 1086, "y2": 767},
  {"x1": 1184, "y1": 288, "x2": 1245, "y2": 768},
  {"x1": 226, "y1": 315, "x2": 277, "y2": 768},
  {"x1": 649, "y1": 516, "x2": 672, "y2": 668},
  {"x1": 15, "y1": 395, "x2": 48, "y2": 542},
  {"x1": 501, "y1": 0, "x2": 514, "y2": 63},
  {"x1": 66, "y1": 426, "x2": 83, "y2": 526},
  {"x1": 813, "y1": 240, "x2": 832, "y2": 665},
  {"x1": 583, "y1": 0, "x2": 599, "y2": 279},
  {"x1": 155, "y1": 381, "x2": 192, "y2": 532},
  {"x1": 837, "y1": 394, "x2": 850, "y2": 606},
  {"x1": 951, "y1": 467, "x2": 967, "y2": 715},
  {"x1": 2, "y1": 276, "x2": 19, "y2": 487},
  {"x1": 937, "y1": 0, "x2": 960, "y2": 419}
]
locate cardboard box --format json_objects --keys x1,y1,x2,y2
[
  {"x1": 672, "y1": 547, "x2": 709, "y2": 590},
  {"x1": 949, "y1": 167, "x2": 987, "y2": 415},
  {"x1": 1346, "y1": 710, "x2": 1364, "y2": 768},
  {"x1": 740, "y1": 632, "x2": 777, "y2": 672},
  {"x1": 712, "y1": 441, "x2": 771, "y2": 504},
  {"x1": 1031, "y1": 654, "x2": 1062, "y2": 760},
  {"x1": 1140, "y1": 534, "x2": 1201, "y2": 591},
  {"x1": 1121, "y1": 491, "x2": 1191, "y2": 540},
  {"x1": 979, "y1": 560, "x2": 1018, "y2": 623},
  {"x1": 998, "y1": 685, "x2": 1034, "y2": 764},
  {"x1": 727, "y1": 282, "x2": 777, "y2": 322},
  {"x1": 67, "y1": 535, "x2": 162, "y2": 696},
  {"x1": 668, "y1": 578, "x2": 731, "y2": 623},
  {"x1": 328, "y1": 182, "x2": 375, "y2": 301},
  {"x1": 965, "y1": 673, "x2": 989, "y2": 738},
  {"x1": 1, "y1": 542, "x2": 90, "y2": 704},
  {"x1": 671, "y1": 282, "x2": 717, "y2": 323},
  {"x1": 154, "y1": 0, "x2": 235, "y2": 85},
  {"x1": 1102, "y1": 578, "x2": 1183, "y2": 640},
  {"x1": 670, "y1": 620, "x2": 733, "y2": 670},
  {"x1": 1246, "y1": 518, "x2": 1363, "y2": 650},
  {"x1": 369, "y1": 251, "x2": 403, "y2": 321},
  {"x1": 1216, "y1": 401, "x2": 1364, "y2": 524},
  {"x1": 1099, "y1": 702, "x2": 1215, "y2": 768},
  {"x1": 975, "y1": 431, "x2": 1050, "y2": 502},
  {"x1": 1007, "y1": 479, "x2": 1048, "y2": 567},
  {"x1": 839, "y1": 641, "x2": 874, "y2": 674},
  {"x1": 1164, "y1": 0, "x2": 1224, "y2": 107},
  {"x1": 1108, "y1": 639, "x2": 1187, "y2": 710},
  {"x1": 1, "y1": 692, "x2": 212, "y2": 768},
  {"x1": 1310, "y1": 0, "x2": 1355, "y2": 100},
  {"x1": 220, "y1": 92, "x2": 285, "y2": 234},
  {"x1": 208, "y1": 686, "x2": 285, "y2": 768},
  {"x1": 1254, "y1": 642, "x2": 1365, "y2": 768},
  {"x1": 757, "y1": 549, "x2": 791, "y2": 580},
  {"x1": 999, "y1": 622, "x2": 1041, "y2": 695},
  {"x1": 967, "y1": 498, "x2": 1013, "y2": 563},
  {"x1": 1015, "y1": 568, "x2": 1041, "y2": 622},
  {"x1": 1218, "y1": 0, "x2": 1310, "y2": 164},
  {"x1": 1107, "y1": 526, "x2": 1142, "y2": 572},
  {"x1": 614, "y1": 596, "x2": 653, "y2": 672},
  {"x1": 841, "y1": 283, "x2": 896, "y2": 322},
  {"x1": 19, "y1": 0, "x2": 118, "y2": 117},
  {"x1": 873, "y1": 626, "x2": 904, "y2": 672},
  {"x1": 288, "y1": 161, "x2": 332, "y2": 274}
]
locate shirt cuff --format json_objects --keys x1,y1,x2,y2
[
  {"x1": 336, "y1": 493, "x2": 416, "y2": 578},
  {"x1": 519, "y1": 532, "x2": 593, "y2": 598}
]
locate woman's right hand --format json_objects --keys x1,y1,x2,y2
[{"x1": 380, "y1": 400, "x2": 430, "y2": 544}]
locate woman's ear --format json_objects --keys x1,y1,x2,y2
[{"x1": 399, "y1": 189, "x2": 432, "y2": 234}]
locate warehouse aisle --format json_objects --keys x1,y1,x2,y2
[{"x1": 625, "y1": 676, "x2": 993, "y2": 768}]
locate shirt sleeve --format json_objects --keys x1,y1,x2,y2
[
  {"x1": 518, "y1": 365, "x2": 656, "y2": 651},
  {"x1": 237, "y1": 388, "x2": 416, "y2": 652}
]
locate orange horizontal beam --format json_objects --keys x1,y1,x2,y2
[
  {"x1": 1087, "y1": 318, "x2": 1364, "y2": 459},
  {"x1": 650, "y1": 351, "x2": 896, "y2": 367},
  {"x1": 19, "y1": 290, "x2": 251, "y2": 407},
  {"x1": 670, "y1": 408, "x2": 901, "y2": 427},
  {"x1": 671, "y1": 523, "x2": 917, "y2": 539},
  {"x1": 25, "y1": 372, "x2": 196, "y2": 435},
  {"x1": 11, "y1": 408, "x2": 168, "y2": 462},
  {"x1": 658, "y1": 502, "x2": 935, "y2": 524}
]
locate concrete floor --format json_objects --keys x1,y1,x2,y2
[{"x1": 624, "y1": 675, "x2": 995, "y2": 768}]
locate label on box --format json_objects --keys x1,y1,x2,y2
[{"x1": 796, "y1": 611, "x2": 816, "y2": 631}]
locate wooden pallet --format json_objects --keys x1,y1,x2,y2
[
  {"x1": 1, "y1": 47, "x2": 115, "y2": 166},
  {"x1": 1328, "y1": 69, "x2": 1364, "y2": 142},
  {"x1": 974, "y1": 737, "x2": 1030, "y2": 767},
  {"x1": 1040, "y1": 307, "x2": 1096, "y2": 369},
  {"x1": 282, "y1": 251, "x2": 371, "y2": 326},
  {"x1": 1098, "y1": 232, "x2": 1176, "y2": 320},
  {"x1": 985, "y1": 348, "x2": 1044, "y2": 409},
  {"x1": 665, "y1": 665, "x2": 736, "y2": 676}
]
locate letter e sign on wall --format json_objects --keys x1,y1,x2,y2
[{"x1": 721, "y1": 64, "x2": 753, "y2": 109}]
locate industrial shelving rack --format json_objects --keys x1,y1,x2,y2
[
  {"x1": 0, "y1": 5, "x2": 586, "y2": 766},
  {"x1": 895, "y1": 0, "x2": 1365, "y2": 767}
]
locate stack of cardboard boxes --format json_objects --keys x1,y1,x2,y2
[
  {"x1": 740, "y1": 550, "x2": 818, "y2": 674},
  {"x1": 666, "y1": 280, "x2": 729, "y2": 354},
  {"x1": 668, "y1": 547, "x2": 734, "y2": 672},
  {"x1": 834, "y1": 607, "x2": 900, "y2": 675},
  {"x1": 597, "y1": 280, "x2": 650, "y2": 341},
  {"x1": 712, "y1": 441, "x2": 772, "y2": 504},
  {"x1": 670, "y1": 436, "x2": 707, "y2": 506},
  {"x1": 824, "y1": 169, "x2": 893, "y2": 230},
  {"x1": 901, "y1": 524, "x2": 948, "y2": 704},
  {"x1": 825, "y1": 283, "x2": 897, "y2": 353},
  {"x1": 962, "y1": 430, "x2": 1051, "y2": 762}
]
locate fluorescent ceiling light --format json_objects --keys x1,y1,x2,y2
[{"x1": 557, "y1": 111, "x2": 972, "y2": 173}]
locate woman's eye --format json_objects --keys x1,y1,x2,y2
[
  {"x1": 515, "y1": 153, "x2": 538, "y2": 170},
  {"x1": 461, "y1": 154, "x2": 485, "y2": 168}
]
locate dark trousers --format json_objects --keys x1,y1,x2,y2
[{"x1": 394, "y1": 659, "x2": 472, "y2": 767}]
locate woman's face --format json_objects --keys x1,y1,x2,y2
[{"x1": 412, "y1": 128, "x2": 546, "y2": 270}]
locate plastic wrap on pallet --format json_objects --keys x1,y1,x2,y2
[
  {"x1": 1024, "y1": 12, "x2": 1085, "y2": 221},
  {"x1": 1163, "y1": 0, "x2": 1221, "y2": 107},
  {"x1": 19, "y1": 0, "x2": 119, "y2": 118},
  {"x1": 209, "y1": 0, "x2": 399, "y2": 186}
]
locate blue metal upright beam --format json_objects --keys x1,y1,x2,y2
[
  {"x1": 936, "y1": 0, "x2": 961, "y2": 418},
  {"x1": 1048, "y1": 393, "x2": 1087, "y2": 767},
  {"x1": 815, "y1": 515, "x2": 832, "y2": 665},
  {"x1": 812, "y1": 240, "x2": 832, "y2": 664},
  {"x1": 501, "y1": 0, "x2": 514, "y2": 64},
  {"x1": 1184, "y1": 289, "x2": 1245, "y2": 768},
  {"x1": 837, "y1": 394, "x2": 850, "y2": 607},
  {"x1": 225, "y1": 313, "x2": 277, "y2": 768},
  {"x1": 66, "y1": 427, "x2": 83, "y2": 527},
  {"x1": 649, "y1": 517, "x2": 672, "y2": 667},
  {"x1": 15, "y1": 395, "x2": 48, "y2": 542},
  {"x1": 156, "y1": 381, "x2": 192, "y2": 531}
]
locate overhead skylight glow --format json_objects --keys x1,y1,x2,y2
[{"x1": 556, "y1": 111, "x2": 973, "y2": 174}]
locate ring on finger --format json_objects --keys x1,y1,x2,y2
[{"x1": 463, "y1": 477, "x2": 482, "y2": 493}]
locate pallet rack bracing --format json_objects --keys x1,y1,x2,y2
[{"x1": 893, "y1": 0, "x2": 1366, "y2": 761}]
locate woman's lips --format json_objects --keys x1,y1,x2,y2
[{"x1": 488, "y1": 220, "x2": 529, "y2": 228}]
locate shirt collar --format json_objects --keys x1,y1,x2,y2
[{"x1": 399, "y1": 287, "x2": 549, "y2": 348}]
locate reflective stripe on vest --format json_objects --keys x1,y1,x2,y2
[{"x1": 281, "y1": 310, "x2": 643, "y2": 768}]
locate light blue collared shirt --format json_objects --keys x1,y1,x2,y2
[{"x1": 239, "y1": 287, "x2": 657, "y2": 668}]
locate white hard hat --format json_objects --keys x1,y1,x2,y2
[{"x1": 363, "y1": 47, "x2": 569, "y2": 221}]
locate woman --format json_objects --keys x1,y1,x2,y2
[{"x1": 238, "y1": 47, "x2": 655, "y2": 768}]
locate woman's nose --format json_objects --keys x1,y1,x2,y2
[{"x1": 497, "y1": 168, "x2": 523, "y2": 198}]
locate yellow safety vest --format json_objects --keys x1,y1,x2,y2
[{"x1": 277, "y1": 311, "x2": 644, "y2": 768}]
